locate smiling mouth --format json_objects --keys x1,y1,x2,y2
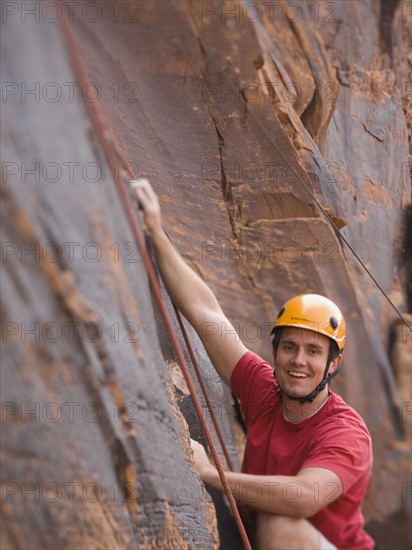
[{"x1": 287, "y1": 371, "x2": 310, "y2": 379}]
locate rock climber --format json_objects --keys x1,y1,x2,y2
[{"x1": 133, "y1": 178, "x2": 375, "y2": 550}]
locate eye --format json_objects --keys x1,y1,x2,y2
[
  {"x1": 282, "y1": 343, "x2": 294, "y2": 351},
  {"x1": 308, "y1": 348, "x2": 319, "y2": 356}
]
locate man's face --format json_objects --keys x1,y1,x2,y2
[{"x1": 273, "y1": 327, "x2": 337, "y2": 399}]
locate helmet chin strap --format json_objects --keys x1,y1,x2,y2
[{"x1": 274, "y1": 347, "x2": 342, "y2": 404}]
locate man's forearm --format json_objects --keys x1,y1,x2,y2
[
  {"x1": 150, "y1": 226, "x2": 221, "y2": 326},
  {"x1": 203, "y1": 468, "x2": 320, "y2": 518}
]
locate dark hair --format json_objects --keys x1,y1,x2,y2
[
  {"x1": 271, "y1": 326, "x2": 283, "y2": 355},
  {"x1": 271, "y1": 327, "x2": 341, "y2": 359},
  {"x1": 329, "y1": 340, "x2": 341, "y2": 361}
]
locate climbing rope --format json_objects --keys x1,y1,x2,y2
[
  {"x1": 173, "y1": 304, "x2": 234, "y2": 472},
  {"x1": 58, "y1": 9, "x2": 252, "y2": 549},
  {"x1": 114, "y1": 144, "x2": 236, "y2": 472}
]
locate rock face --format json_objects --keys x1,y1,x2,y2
[{"x1": 1, "y1": 1, "x2": 411, "y2": 549}]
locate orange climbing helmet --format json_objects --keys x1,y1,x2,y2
[{"x1": 272, "y1": 293, "x2": 346, "y2": 351}]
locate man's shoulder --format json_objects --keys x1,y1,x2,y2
[
  {"x1": 235, "y1": 349, "x2": 270, "y2": 366},
  {"x1": 305, "y1": 393, "x2": 373, "y2": 485},
  {"x1": 231, "y1": 350, "x2": 276, "y2": 386},
  {"x1": 322, "y1": 392, "x2": 372, "y2": 439},
  {"x1": 327, "y1": 392, "x2": 366, "y2": 420},
  {"x1": 231, "y1": 350, "x2": 281, "y2": 414}
]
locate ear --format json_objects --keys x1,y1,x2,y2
[{"x1": 329, "y1": 353, "x2": 343, "y2": 374}]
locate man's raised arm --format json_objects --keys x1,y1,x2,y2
[{"x1": 133, "y1": 179, "x2": 248, "y2": 385}]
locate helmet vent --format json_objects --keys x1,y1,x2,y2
[
  {"x1": 277, "y1": 306, "x2": 285, "y2": 319},
  {"x1": 330, "y1": 316, "x2": 339, "y2": 330}
]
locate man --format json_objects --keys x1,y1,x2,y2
[{"x1": 134, "y1": 179, "x2": 374, "y2": 550}]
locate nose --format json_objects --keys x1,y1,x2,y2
[{"x1": 292, "y1": 346, "x2": 307, "y2": 367}]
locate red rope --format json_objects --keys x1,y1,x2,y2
[
  {"x1": 58, "y1": 8, "x2": 252, "y2": 549},
  {"x1": 173, "y1": 305, "x2": 234, "y2": 471}
]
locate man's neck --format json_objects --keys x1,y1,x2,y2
[{"x1": 282, "y1": 387, "x2": 330, "y2": 423}]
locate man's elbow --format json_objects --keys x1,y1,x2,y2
[
  {"x1": 298, "y1": 492, "x2": 329, "y2": 519},
  {"x1": 259, "y1": 492, "x2": 325, "y2": 519}
]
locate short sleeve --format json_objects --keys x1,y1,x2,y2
[
  {"x1": 302, "y1": 422, "x2": 373, "y2": 494},
  {"x1": 230, "y1": 351, "x2": 278, "y2": 425}
]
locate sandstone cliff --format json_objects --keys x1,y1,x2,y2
[{"x1": 1, "y1": 1, "x2": 411, "y2": 548}]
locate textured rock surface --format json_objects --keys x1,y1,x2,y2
[{"x1": 1, "y1": 1, "x2": 411, "y2": 548}]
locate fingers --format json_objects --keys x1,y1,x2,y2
[
  {"x1": 130, "y1": 178, "x2": 151, "y2": 189},
  {"x1": 129, "y1": 178, "x2": 155, "y2": 197},
  {"x1": 130, "y1": 178, "x2": 151, "y2": 207},
  {"x1": 190, "y1": 438, "x2": 201, "y2": 450},
  {"x1": 190, "y1": 439, "x2": 206, "y2": 459},
  {"x1": 129, "y1": 179, "x2": 159, "y2": 211},
  {"x1": 129, "y1": 179, "x2": 162, "y2": 234},
  {"x1": 189, "y1": 439, "x2": 214, "y2": 479}
]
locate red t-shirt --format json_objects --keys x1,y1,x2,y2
[{"x1": 231, "y1": 351, "x2": 374, "y2": 550}]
